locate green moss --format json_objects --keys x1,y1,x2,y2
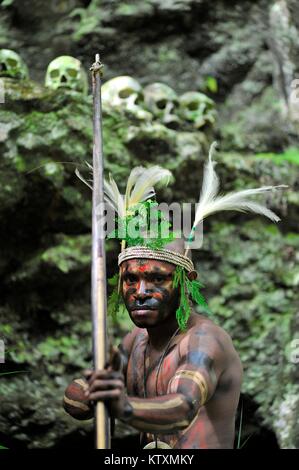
[
  {"x1": 255, "y1": 147, "x2": 299, "y2": 166},
  {"x1": 115, "y1": 2, "x2": 153, "y2": 17}
]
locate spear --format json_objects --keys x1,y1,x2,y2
[{"x1": 90, "y1": 53, "x2": 110, "y2": 449}]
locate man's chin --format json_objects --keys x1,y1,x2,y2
[{"x1": 129, "y1": 309, "x2": 158, "y2": 326}]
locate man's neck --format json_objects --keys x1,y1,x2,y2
[{"x1": 146, "y1": 315, "x2": 181, "y2": 351}]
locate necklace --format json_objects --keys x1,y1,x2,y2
[{"x1": 143, "y1": 327, "x2": 180, "y2": 449}]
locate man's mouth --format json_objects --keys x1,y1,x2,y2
[{"x1": 131, "y1": 306, "x2": 155, "y2": 311}]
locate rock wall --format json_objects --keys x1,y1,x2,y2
[{"x1": 0, "y1": 0, "x2": 298, "y2": 449}]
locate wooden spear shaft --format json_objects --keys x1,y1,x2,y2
[{"x1": 90, "y1": 54, "x2": 110, "y2": 449}]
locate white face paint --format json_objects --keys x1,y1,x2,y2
[{"x1": 45, "y1": 55, "x2": 88, "y2": 94}]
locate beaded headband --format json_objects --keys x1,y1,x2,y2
[{"x1": 118, "y1": 246, "x2": 194, "y2": 273}]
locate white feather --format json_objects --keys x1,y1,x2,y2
[
  {"x1": 75, "y1": 168, "x2": 93, "y2": 190},
  {"x1": 128, "y1": 166, "x2": 171, "y2": 208},
  {"x1": 104, "y1": 165, "x2": 172, "y2": 216},
  {"x1": 76, "y1": 163, "x2": 171, "y2": 218},
  {"x1": 198, "y1": 141, "x2": 219, "y2": 210},
  {"x1": 124, "y1": 166, "x2": 144, "y2": 209},
  {"x1": 191, "y1": 142, "x2": 288, "y2": 232},
  {"x1": 194, "y1": 185, "x2": 288, "y2": 224},
  {"x1": 104, "y1": 174, "x2": 125, "y2": 217}
]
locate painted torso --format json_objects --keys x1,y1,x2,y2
[{"x1": 126, "y1": 321, "x2": 242, "y2": 449}]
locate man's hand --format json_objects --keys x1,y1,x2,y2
[{"x1": 83, "y1": 346, "x2": 132, "y2": 421}]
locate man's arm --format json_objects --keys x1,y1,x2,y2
[
  {"x1": 63, "y1": 327, "x2": 139, "y2": 420},
  {"x1": 63, "y1": 377, "x2": 94, "y2": 420},
  {"x1": 117, "y1": 327, "x2": 140, "y2": 383},
  {"x1": 87, "y1": 324, "x2": 227, "y2": 434}
]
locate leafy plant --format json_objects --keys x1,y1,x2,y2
[{"x1": 173, "y1": 266, "x2": 210, "y2": 330}]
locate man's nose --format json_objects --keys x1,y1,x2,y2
[{"x1": 134, "y1": 280, "x2": 151, "y2": 300}]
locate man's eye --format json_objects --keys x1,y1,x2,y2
[
  {"x1": 125, "y1": 275, "x2": 137, "y2": 284},
  {"x1": 153, "y1": 275, "x2": 165, "y2": 283}
]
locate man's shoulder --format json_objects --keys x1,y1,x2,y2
[
  {"x1": 121, "y1": 326, "x2": 146, "y2": 353},
  {"x1": 189, "y1": 315, "x2": 232, "y2": 343},
  {"x1": 180, "y1": 315, "x2": 238, "y2": 362}
]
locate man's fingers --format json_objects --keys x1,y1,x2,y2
[
  {"x1": 83, "y1": 369, "x2": 93, "y2": 378},
  {"x1": 89, "y1": 389, "x2": 121, "y2": 402},
  {"x1": 109, "y1": 345, "x2": 122, "y2": 372},
  {"x1": 84, "y1": 369, "x2": 122, "y2": 384},
  {"x1": 83, "y1": 369, "x2": 110, "y2": 379},
  {"x1": 88, "y1": 379, "x2": 124, "y2": 394}
]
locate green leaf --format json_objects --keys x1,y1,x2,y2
[
  {"x1": 186, "y1": 278, "x2": 211, "y2": 314},
  {"x1": 173, "y1": 267, "x2": 191, "y2": 331},
  {"x1": 0, "y1": 370, "x2": 27, "y2": 376},
  {"x1": 107, "y1": 288, "x2": 121, "y2": 322},
  {"x1": 108, "y1": 273, "x2": 119, "y2": 287},
  {"x1": 205, "y1": 76, "x2": 218, "y2": 93},
  {"x1": 1, "y1": 0, "x2": 14, "y2": 7}
]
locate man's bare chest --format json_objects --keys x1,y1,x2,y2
[{"x1": 126, "y1": 336, "x2": 180, "y2": 398}]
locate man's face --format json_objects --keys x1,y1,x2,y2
[{"x1": 120, "y1": 259, "x2": 179, "y2": 328}]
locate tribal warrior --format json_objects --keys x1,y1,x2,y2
[
  {"x1": 64, "y1": 146, "x2": 285, "y2": 449},
  {"x1": 64, "y1": 239, "x2": 242, "y2": 449}
]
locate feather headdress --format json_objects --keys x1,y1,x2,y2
[
  {"x1": 104, "y1": 165, "x2": 172, "y2": 294},
  {"x1": 104, "y1": 165, "x2": 171, "y2": 219},
  {"x1": 185, "y1": 142, "x2": 287, "y2": 255},
  {"x1": 75, "y1": 163, "x2": 171, "y2": 220}
]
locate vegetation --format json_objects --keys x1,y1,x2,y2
[{"x1": 0, "y1": 0, "x2": 298, "y2": 449}]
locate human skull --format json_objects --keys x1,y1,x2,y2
[
  {"x1": 101, "y1": 76, "x2": 150, "y2": 120},
  {"x1": 45, "y1": 56, "x2": 88, "y2": 94},
  {"x1": 0, "y1": 49, "x2": 29, "y2": 79},
  {"x1": 143, "y1": 83, "x2": 180, "y2": 129},
  {"x1": 178, "y1": 91, "x2": 216, "y2": 129}
]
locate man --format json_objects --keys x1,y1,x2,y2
[
  {"x1": 64, "y1": 145, "x2": 284, "y2": 448},
  {"x1": 64, "y1": 239, "x2": 242, "y2": 449}
]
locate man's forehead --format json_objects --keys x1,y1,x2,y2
[{"x1": 121, "y1": 258, "x2": 175, "y2": 273}]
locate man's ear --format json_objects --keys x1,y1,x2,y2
[{"x1": 187, "y1": 270, "x2": 197, "y2": 281}]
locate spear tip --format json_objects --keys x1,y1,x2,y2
[{"x1": 90, "y1": 53, "x2": 104, "y2": 74}]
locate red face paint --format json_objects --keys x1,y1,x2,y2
[
  {"x1": 120, "y1": 258, "x2": 180, "y2": 328},
  {"x1": 138, "y1": 264, "x2": 148, "y2": 272}
]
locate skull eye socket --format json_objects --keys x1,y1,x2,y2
[
  {"x1": 156, "y1": 99, "x2": 167, "y2": 110},
  {"x1": 187, "y1": 101, "x2": 199, "y2": 111},
  {"x1": 67, "y1": 68, "x2": 78, "y2": 78},
  {"x1": 50, "y1": 69, "x2": 60, "y2": 78},
  {"x1": 119, "y1": 88, "x2": 134, "y2": 99},
  {"x1": 135, "y1": 94, "x2": 143, "y2": 106},
  {"x1": 7, "y1": 58, "x2": 18, "y2": 67}
]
